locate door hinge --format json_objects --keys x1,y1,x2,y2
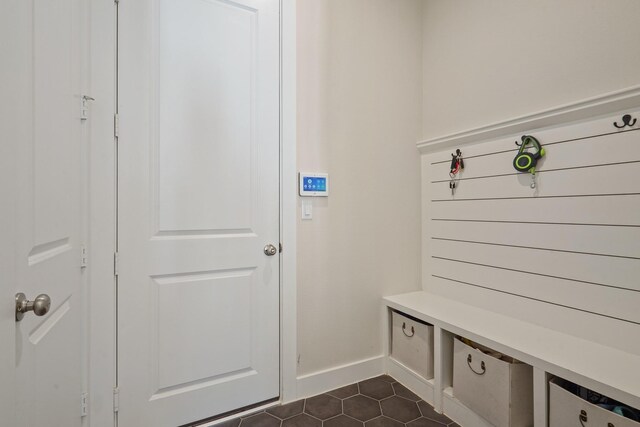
[
  {"x1": 80, "y1": 245, "x2": 88, "y2": 269},
  {"x1": 279, "y1": 243, "x2": 283, "y2": 253},
  {"x1": 114, "y1": 113, "x2": 120, "y2": 138},
  {"x1": 81, "y1": 392, "x2": 89, "y2": 417},
  {"x1": 114, "y1": 252, "x2": 119, "y2": 276},
  {"x1": 113, "y1": 387, "x2": 120, "y2": 413}
]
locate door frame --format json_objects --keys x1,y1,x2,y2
[{"x1": 87, "y1": 0, "x2": 297, "y2": 425}]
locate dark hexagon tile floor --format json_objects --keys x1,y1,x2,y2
[{"x1": 228, "y1": 376, "x2": 458, "y2": 427}]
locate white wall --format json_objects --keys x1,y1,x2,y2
[
  {"x1": 296, "y1": 0, "x2": 423, "y2": 376},
  {"x1": 422, "y1": 0, "x2": 640, "y2": 140},
  {"x1": 293, "y1": 0, "x2": 640, "y2": 385}
]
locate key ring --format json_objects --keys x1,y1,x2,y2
[{"x1": 449, "y1": 149, "x2": 464, "y2": 196}]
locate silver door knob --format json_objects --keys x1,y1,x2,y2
[
  {"x1": 263, "y1": 244, "x2": 278, "y2": 256},
  {"x1": 15, "y1": 293, "x2": 51, "y2": 321}
]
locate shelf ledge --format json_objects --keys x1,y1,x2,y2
[{"x1": 416, "y1": 84, "x2": 640, "y2": 154}]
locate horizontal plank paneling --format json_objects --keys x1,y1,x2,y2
[
  {"x1": 429, "y1": 195, "x2": 640, "y2": 226},
  {"x1": 423, "y1": 110, "x2": 640, "y2": 363},
  {"x1": 428, "y1": 128, "x2": 640, "y2": 182},
  {"x1": 431, "y1": 238, "x2": 640, "y2": 292},
  {"x1": 431, "y1": 258, "x2": 640, "y2": 324},
  {"x1": 426, "y1": 106, "x2": 640, "y2": 161},
  {"x1": 430, "y1": 221, "x2": 640, "y2": 259},
  {"x1": 430, "y1": 161, "x2": 639, "y2": 200},
  {"x1": 428, "y1": 278, "x2": 640, "y2": 358}
]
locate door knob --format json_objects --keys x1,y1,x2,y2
[
  {"x1": 263, "y1": 244, "x2": 278, "y2": 256},
  {"x1": 15, "y1": 293, "x2": 51, "y2": 321}
]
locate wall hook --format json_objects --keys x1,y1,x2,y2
[{"x1": 613, "y1": 114, "x2": 637, "y2": 129}]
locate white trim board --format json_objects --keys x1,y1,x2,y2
[
  {"x1": 386, "y1": 358, "x2": 435, "y2": 406},
  {"x1": 88, "y1": 0, "x2": 117, "y2": 426},
  {"x1": 417, "y1": 84, "x2": 640, "y2": 153},
  {"x1": 280, "y1": 0, "x2": 298, "y2": 405},
  {"x1": 442, "y1": 387, "x2": 494, "y2": 427},
  {"x1": 295, "y1": 356, "x2": 385, "y2": 400}
]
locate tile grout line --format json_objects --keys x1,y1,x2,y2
[
  {"x1": 222, "y1": 376, "x2": 454, "y2": 427},
  {"x1": 341, "y1": 412, "x2": 364, "y2": 425}
]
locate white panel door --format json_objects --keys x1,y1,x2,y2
[
  {"x1": 118, "y1": 0, "x2": 280, "y2": 425},
  {"x1": 0, "y1": 0, "x2": 85, "y2": 426}
]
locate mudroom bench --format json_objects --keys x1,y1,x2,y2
[{"x1": 382, "y1": 291, "x2": 640, "y2": 427}]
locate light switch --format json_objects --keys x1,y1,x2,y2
[{"x1": 301, "y1": 198, "x2": 312, "y2": 220}]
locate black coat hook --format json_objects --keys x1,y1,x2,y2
[{"x1": 613, "y1": 114, "x2": 637, "y2": 129}]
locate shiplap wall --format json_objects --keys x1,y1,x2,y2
[{"x1": 422, "y1": 110, "x2": 640, "y2": 357}]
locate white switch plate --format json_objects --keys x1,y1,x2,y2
[{"x1": 301, "y1": 199, "x2": 312, "y2": 220}]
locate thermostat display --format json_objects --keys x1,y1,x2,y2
[
  {"x1": 303, "y1": 177, "x2": 326, "y2": 191},
  {"x1": 299, "y1": 173, "x2": 329, "y2": 196}
]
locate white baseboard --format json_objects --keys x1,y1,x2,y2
[
  {"x1": 387, "y1": 357, "x2": 435, "y2": 406},
  {"x1": 294, "y1": 355, "x2": 385, "y2": 401},
  {"x1": 442, "y1": 387, "x2": 493, "y2": 427}
]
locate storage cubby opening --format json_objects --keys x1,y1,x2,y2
[
  {"x1": 390, "y1": 310, "x2": 435, "y2": 381},
  {"x1": 550, "y1": 377, "x2": 640, "y2": 426},
  {"x1": 453, "y1": 336, "x2": 534, "y2": 427},
  {"x1": 454, "y1": 336, "x2": 525, "y2": 365}
]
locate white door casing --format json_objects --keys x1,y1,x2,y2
[
  {"x1": 118, "y1": 0, "x2": 281, "y2": 425},
  {"x1": 0, "y1": 0, "x2": 86, "y2": 426},
  {"x1": 0, "y1": 3, "x2": 19, "y2": 420}
]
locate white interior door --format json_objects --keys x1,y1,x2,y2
[
  {"x1": 0, "y1": 0, "x2": 86, "y2": 426},
  {"x1": 118, "y1": 0, "x2": 281, "y2": 425}
]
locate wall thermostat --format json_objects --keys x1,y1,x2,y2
[{"x1": 299, "y1": 173, "x2": 329, "y2": 196}]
